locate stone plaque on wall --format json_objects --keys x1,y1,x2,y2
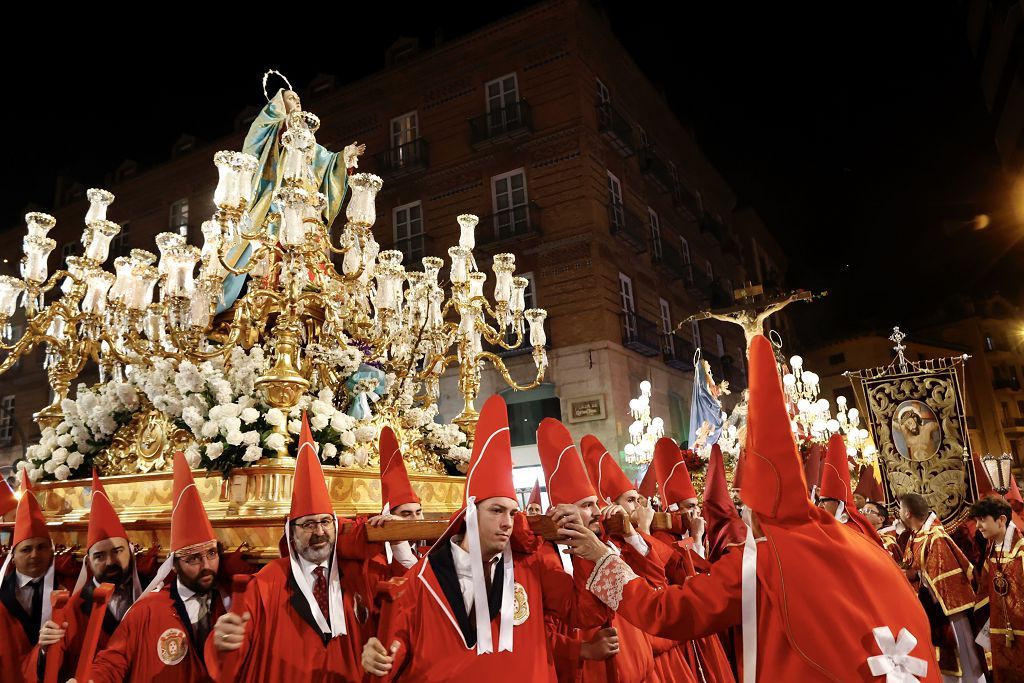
[{"x1": 568, "y1": 395, "x2": 606, "y2": 423}]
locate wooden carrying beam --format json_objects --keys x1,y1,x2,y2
[{"x1": 346, "y1": 519, "x2": 453, "y2": 543}]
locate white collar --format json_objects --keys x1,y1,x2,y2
[
  {"x1": 177, "y1": 578, "x2": 198, "y2": 602},
  {"x1": 1002, "y1": 521, "x2": 1018, "y2": 553},
  {"x1": 450, "y1": 537, "x2": 498, "y2": 579},
  {"x1": 921, "y1": 511, "x2": 938, "y2": 532},
  {"x1": 15, "y1": 570, "x2": 42, "y2": 589}
]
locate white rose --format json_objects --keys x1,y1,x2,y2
[
  {"x1": 184, "y1": 446, "x2": 202, "y2": 468},
  {"x1": 340, "y1": 453, "x2": 355, "y2": 467},
  {"x1": 43, "y1": 459, "x2": 59, "y2": 474},
  {"x1": 265, "y1": 432, "x2": 286, "y2": 452},
  {"x1": 330, "y1": 413, "x2": 354, "y2": 432},
  {"x1": 310, "y1": 400, "x2": 332, "y2": 417},
  {"x1": 242, "y1": 444, "x2": 263, "y2": 462},
  {"x1": 67, "y1": 451, "x2": 84, "y2": 470},
  {"x1": 206, "y1": 442, "x2": 224, "y2": 460},
  {"x1": 220, "y1": 417, "x2": 242, "y2": 435},
  {"x1": 29, "y1": 468, "x2": 43, "y2": 483},
  {"x1": 50, "y1": 448, "x2": 69, "y2": 465},
  {"x1": 288, "y1": 420, "x2": 302, "y2": 435},
  {"x1": 54, "y1": 465, "x2": 71, "y2": 481},
  {"x1": 240, "y1": 431, "x2": 259, "y2": 446},
  {"x1": 322, "y1": 443, "x2": 337, "y2": 460},
  {"x1": 265, "y1": 408, "x2": 286, "y2": 428},
  {"x1": 201, "y1": 422, "x2": 220, "y2": 439},
  {"x1": 55, "y1": 422, "x2": 70, "y2": 436},
  {"x1": 354, "y1": 446, "x2": 369, "y2": 467},
  {"x1": 240, "y1": 407, "x2": 260, "y2": 424},
  {"x1": 220, "y1": 403, "x2": 242, "y2": 419},
  {"x1": 318, "y1": 388, "x2": 334, "y2": 403},
  {"x1": 208, "y1": 405, "x2": 224, "y2": 422},
  {"x1": 56, "y1": 434, "x2": 75, "y2": 448},
  {"x1": 311, "y1": 414, "x2": 329, "y2": 431},
  {"x1": 15, "y1": 460, "x2": 28, "y2": 471},
  {"x1": 355, "y1": 426, "x2": 376, "y2": 443},
  {"x1": 226, "y1": 430, "x2": 245, "y2": 446},
  {"x1": 340, "y1": 431, "x2": 356, "y2": 448}
]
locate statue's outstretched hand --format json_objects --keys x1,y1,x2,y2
[{"x1": 344, "y1": 142, "x2": 367, "y2": 169}]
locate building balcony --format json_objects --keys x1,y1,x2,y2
[
  {"x1": 395, "y1": 234, "x2": 436, "y2": 269},
  {"x1": 651, "y1": 241, "x2": 689, "y2": 280},
  {"x1": 672, "y1": 183, "x2": 702, "y2": 221},
  {"x1": 994, "y1": 377, "x2": 1022, "y2": 391},
  {"x1": 372, "y1": 138, "x2": 429, "y2": 179},
  {"x1": 487, "y1": 318, "x2": 551, "y2": 359},
  {"x1": 662, "y1": 332, "x2": 696, "y2": 371},
  {"x1": 621, "y1": 312, "x2": 662, "y2": 357},
  {"x1": 683, "y1": 263, "x2": 711, "y2": 296},
  {"x1": 469, "y1": 100, "x2": 533, "y2": 149},
  {"x1": 608, "y1": 202, "x2": 647, "y2": 254},
  {"x1": 638, "y1": 145, "x2": 674, "y2": 193},
  {"x1": 1002, "y1": 417, "x2": 1024, "y2": 430},
  {"x1": 596, "y1": 102, "x2": 636, "y2": 157},
  {"x1": 475, "y1": 202, "x2": 542, "y2": 250}
]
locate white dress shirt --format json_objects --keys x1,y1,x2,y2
[
  {"x1": 391, "y1": 541, "x2": 418, "y2": 569},
  {"x1": 450, "y1": 537, "x2": 499, "y2": 615},
  {"x1": 295, "y1": 553, "x2": 330, "y2": 593},
  {"x1": 15, "y1": 571, "x2": 42, "y2": 614},
  {"x1": 176, "y1": 579, "x2": 212, "y2": 626}
]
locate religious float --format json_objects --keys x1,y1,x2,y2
[{"x1": 0, "y1": 74, "x2": 549, "y2": 562}]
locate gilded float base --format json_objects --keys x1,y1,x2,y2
[{"x1": 4, "y1": 466, "x2": 465, "y2": 563}]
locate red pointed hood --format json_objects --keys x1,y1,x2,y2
[
  {"x1": 581, "y1": 434, "x2": 634, "y2": 504},
  {"x1": 170, "y1": 451, "x2": 216, "y2": 553},
  {"x1": 464, "y1": 395, "x2": 517, "y2": 504},
  {"x1": 87, "y1": 469, "x2": 128, "y2": 549},
  {"x1": 740, "y1": 335, "x2": 811, "y2": 523},
  {"x1": 11, "y1": 480, "x2": 49, "y2": 548},
  {"x1": 702, "y1": 444, "x2": 746, "y2": 562},
  {"x1": 854, "y1": 464, "x2": 885, "y2": 504},
  {"x1": 527, "y1": 479, "x2": 542, "y2": 507},
  {"x1": 379, "y1": 426, "x2": 420, "y2": 510},
  {"x1": 0, "y1": 476, "x2": 16, "y2": 517},
  {"x1": 638, "y1": 463, "x2": 658, "y2": 499},
  {"x1": 537, "y1": 418, "x2": 596, "y2": 506},
  {"x1": 290, "y1": 411, "x2": 333, "y2": 520},
  {"x1": 653, "y1": 438, "x2": 696, "y2": 506},
  {"x1": 803, "y1": 443, "x2": 824, "y2": 496},
  {"x1": 819, "y1": 434, "x2": 852, "y2": 503}
]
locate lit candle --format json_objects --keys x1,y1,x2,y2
[
  {"x1": 163, "y1": 246, "x2": 200, "y2": 296},
  {"x1": 346, "y1": 173, "x2": 383, "y2": 227},
  {"x1": 468, "y1": 272, "x2": 486, "y2": 299},
  {"x1": 109, "y1": 256, "x2": 135, "y2": 303},
  {"x1": 492, "y1": 253, "x2": 515, "y2": 303},
  {"x1": 448, "y1": 246, "x2": 470, "y2": 285},
  {"x1": 25, "y1": 212, "x2": 56, "y2": 239},
  {"x1": 83, "y1": 220, "x2": 121, "y2": 263},
  {"x1": 0, "y1": 276, "x2": 24, "y2": 316},
  {"x1": 525, "y1": 308, "x2": 547, "y2": 346},
  {"x1": 84, "y1": 189, "x2": 114, "y2": 224},
  {"x1": 81, "y1": 270, "x2": 115, "y2": 314},
  {"x1": 457, "y1": 214, "x2": 478, "y2": 252},
  {"x1": 127, "y1": 265, "x2": 159, "y2": 310},
  {"x1": 22, "y1": 236, "x2": 56, "y2": 282}
]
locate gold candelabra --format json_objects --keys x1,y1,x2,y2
[{"x1": 0, "y1": 104, "x2": 547, "y2": 472}]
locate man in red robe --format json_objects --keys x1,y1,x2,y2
[
  {"x1": 34, "y1": 470, "x2": 141, "y2": 681},
  {"x1": 375, "y1": 426, "x2": 426, "y2": 574},
  {"x1": 561, "y1": 334, "x2": 942, "y2": 682},
  {"x1": 208, "y1": 413, "x2": 382, "y2": 682},
  {"x1": 971, "y1": 495, "x2": 1024, "y2": 681},
  {"x1": 650, "y1": 443, "x2": 709, "y2": 576},
  {"x1": 817, "y1": 433, "x2": 884, "y2": 545},
  {"x1": 360, "y1": 394, "x2": 610, "y2": 682},
  {"x1": 0, "y1": 472, "x2": 73, "y2": 678},
  {"x1": 537, "y1": 421, "x2": 661, "y2": 683},
  {"x1": 526, "y1": 480, "x2": 543, "y2": 516},
  {"x1": 899, "y1": 491, "x2": 985, "y2": 682},
  {"x1": 74, "y1": 451, "x2": 227, "y2": 683}
]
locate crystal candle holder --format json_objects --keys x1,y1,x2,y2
[
  {"x1": 61, "y1": 256, "x2": 90, "y2": 295},
  {"x1": 25, "y1": 212, "x2": 56, "y2": 239},
  {"x1": 83, "y1": 220, "x2": 121, "y2": 263},
  {"x1": 188, "y1": 289, "x2": 212, "y2": 328},
  {"x1": 213, "y1": 151, "x2": 237, "y2": 208},
  {"x1": 492, "y1": 253, "x2": 515, "y2": 303},
  {"x1": 84, "y1": 189, "x2": 114, "y2": 224},
  {"x1": 155, "y1": 232, "x2": 187, "y2": 276},
  {"x1": 22, "y1": 236, "x2": 56, "y2": 282},
  {"x1": 81, "y1": 270, "x2": 115, "y2": 314},
  {"x1": 346, "y1": 174, "x2": 382, "y2": 227},
  {"x1": 163, "y1": 246, "x2": 200, "y2": 296},
  {"x1": 458, "y1": 214, "x2": 479, "y2": 251},
  {"x1": 0, "y1": 276, "x2": 24, "y2": 316},
  {"x1": 510, "y1": 276, "x2": 528, "y2": 314},
  {"x1": 422, "y1": 256, "x2": 443, "y2": 284},
  {"x1": 468, "y1": 271, "x2": 486, "y2": 299},
  {"x1": 127, "y1": 265, "x2": 159, "y2": 311},
  {"x1": 109, "y1": 256, "x2": 135, "y2": 303},
  {"x1": 378, "y1": 250, "x2": 404, "y2": 268},
  {"x1": 448, "y1": 246, "x2": 470, "y2": 285},
  {"x1": 525, "y1": 308, "x2": 547, "y2": 346},
  {"x1": 275, "y1": 187, "x2": 310, "y2": 247}
]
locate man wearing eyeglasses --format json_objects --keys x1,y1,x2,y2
[
  {"x1": 208, "y1": 415, "x2": 382, "y2": 682},
  {"x1": 73, "y1": 451, "x2": 226, "y2": 683}
]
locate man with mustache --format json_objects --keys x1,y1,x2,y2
[
  {"x1": 33, "y1": 470, "x2": 141, "y2": 681},
  {"x1": 72, "y1": 451, "x2": 227, "y2": 683},
  {"x1": 207, "y1": 413, "x2": 382, "y2": 682}
]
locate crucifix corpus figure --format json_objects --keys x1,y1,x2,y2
[{"x1": 678, "y1": 288, "x2": 823, "y2": 347}]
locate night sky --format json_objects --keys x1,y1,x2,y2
[{"x1": 3, "y1": 1, "x2": 1018, "y2": 345}]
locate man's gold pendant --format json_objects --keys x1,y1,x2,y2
[{"x1": 994, "y1": 571, "x2": 1010, "y2": 597}]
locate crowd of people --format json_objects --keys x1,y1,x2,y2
[{"x1": 0, "y1": 334, "x2": 1019, "y2": 682}]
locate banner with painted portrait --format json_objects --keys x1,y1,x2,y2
[{"x1": 848, "y1": 356, "x2": 979, "y2": 526}]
